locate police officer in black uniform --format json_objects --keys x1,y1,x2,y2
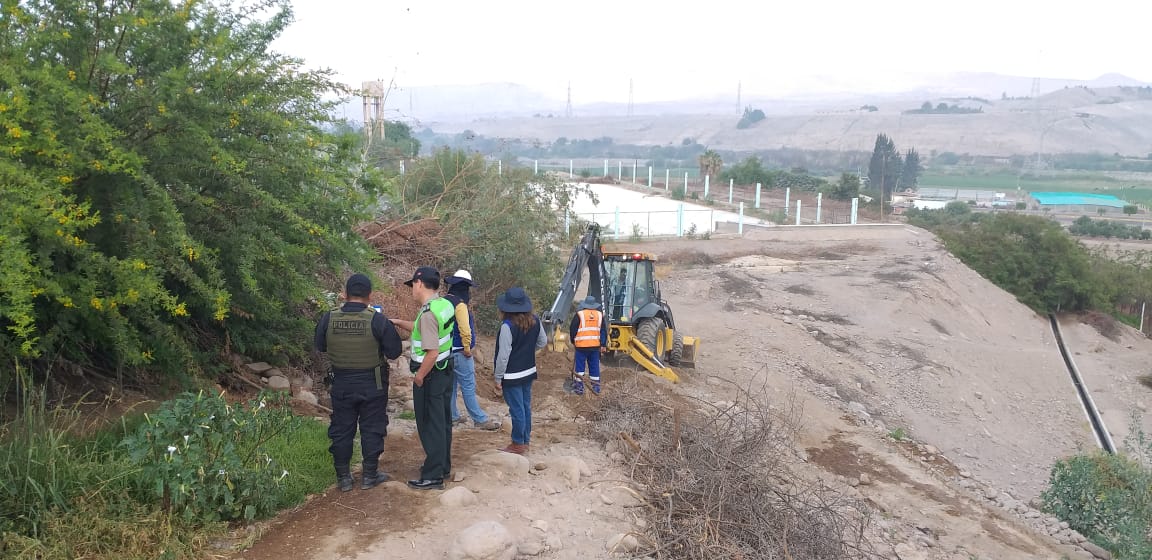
[{"x1": 314, "y1": 273, "x2": 404, "y2": 492}]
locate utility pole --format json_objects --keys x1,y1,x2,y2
[
  {"x1": 565, "y1": 81, "x2": 573, "y2": 118},
  {"x1": 361, "y1": 79, "x2": 386, "y2": 148},
  {"x1": 627, "y1": 78, "x2": 634, "y2": 117}
]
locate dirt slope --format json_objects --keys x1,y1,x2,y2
[{"x1": 231, "y1": 224, "x2": 1150, "y2": 559}]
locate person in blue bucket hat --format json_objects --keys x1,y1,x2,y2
[{"x1": 492, "y1": 287, "x2": 548, "y2": 454}]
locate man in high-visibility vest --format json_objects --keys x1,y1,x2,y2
[
  {"x1": 569, "y1": 296, "x2": 608, "y2": 395},
  {"x1": 390, "y1": 266, "x2": 456, "y2": 490}
]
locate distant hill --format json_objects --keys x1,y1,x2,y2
[{"x1": 334, "y1": 74, "x2": 1152, "y2": 157}]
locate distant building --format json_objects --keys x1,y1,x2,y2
[{"x1": 1028, "y1": 192, "x2": 1128, "y2": 214}]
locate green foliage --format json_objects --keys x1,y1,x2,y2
[
  {"x1": 868, "y1": 134, "x2": 903, "y2": 197},
  {"x1": 719, "y1": 156, "x2": 768, "y2": 185},
  {"x1": 122, "y1": 391, "x2": 297, "y2": 523},
  {"x1": 1042, "y1": 423, "x2": 1152, "y2": 558},
  {"x1": 1124, "y1": 205, "x2": 1139, "y2": 215},
  {"x1": 1, "y1": 380, "x2": 334, "y2": 557},
  {"x1": 0, "y1": 0, "x2": 378, "y2": 382},
  {"x1": 905, "y1": 102, "x2": 983, "y2": 114},
  {"x1": 906, "y1": 211, "x2": 1103, "y2": 312},
  {"x1": 826, "y1": 173, "x2": 861, "y2": 201},
  {"x1": 1069, "y1": 216, "x2": 1151, "y2": 240},
  {"x1": 736, "y1": 107, "x2": 766, "y2": 129},
  {"x1": 395, "y1": 148, "x2": 589, "y2": 330}
]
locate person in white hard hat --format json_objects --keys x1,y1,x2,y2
[{"x1": 443, "y1": 270, "x2": 500, "y2": 431}]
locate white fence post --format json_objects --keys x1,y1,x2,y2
[
  {"x1": 738, "y1": 202, "x2": 744, "y2": 235},
  {"x1": 618, "y1": 161, "x2": 622, "y2": 178},
  {"x1": 632, "y1": 162, "x2": 637, "y2": 184},
  {"x1": 728, "y1": 178, "x2": 734, "y2": 204},
  {"x1": 569, "y1": 160, "x2": 573, "y2": 176},
  {"x1": 665, "y1": 169, "x2": 670, "y2": 191},
  {"x1": 755, "y1": 183, "x2": 762, "y2": 209},
  {"x1": 851, "y1": 198, "x2": 859, "y2": 225},
  {"x1": 647, "y1": 166, "x2": 653, "y2": 188},
  {"x1": 677, "y1": 204, "x2": 685, "y2": 237},
  {"x1": 498, "y1": 160, "x2": 502, "y2": 175},
  {"x1": 795, "y1": 200, "x2": 802, "y2": 225},
  {"x1": 704, "y1": 175, "x2": 710, "y2": 199},
  {"x1": 816, "y1": 193, "x2": 823, "y2": 224},
  {"x1": 785, "y1": 188, "x2": 791, "y2": 215},
  {"x1": 683, "y1": 172, "x2": 688, "y2": 192},
  {"x1": 604, "y1": 159, "x2": 608, "y2": 176},
  {"x1": 533, "y1": 160, "x2": 538, "y2": 174}
]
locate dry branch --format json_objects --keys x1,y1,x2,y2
[{"x1": 592, "y1": 379, "x2": 876, "y2": 560}]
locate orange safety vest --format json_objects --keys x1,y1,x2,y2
[{"x1": 574, "y1": 309, "x2": 603, "y2": 348}]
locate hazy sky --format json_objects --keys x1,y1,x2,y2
[{"x1": 271, "y1": 0, "x2": 1149, "y2": 103}]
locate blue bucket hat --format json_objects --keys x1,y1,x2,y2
[
  {"x1": 577, "y1": 296, "x2": 601, "y2": 310},
  {"x1": 496, "y1": 287, "x2": 532, "y2": 313}
]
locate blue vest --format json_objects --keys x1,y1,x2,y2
[
  {"x1": 495, "y1": 317, "x2": 541, "y2": 386},
  {"x1": 443, "y1": 294, "x2": 476, "y2": 350}
]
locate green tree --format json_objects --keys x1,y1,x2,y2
[
  {"x1": 0, "y1": 0, "x2": 379, "y2": 382},
  {"x1": 900, "y1": 148, "x2": 922, "y2": 189},
  {"x1": 827, "y1": 173, "x2": 861, "y2": 201},
  {"x1": 697, "y1": 149, "x2": 723, "y2": 183},
  {"x1": 395, "y1": 149, "x2": 589, "y2": 328},
  {"x1": 867, "y1": 134, "x2": 903, "y2": 199}
]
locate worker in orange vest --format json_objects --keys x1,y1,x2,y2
[{"x1": 569, "y1": 296, "x2": 608, "y2": 395}]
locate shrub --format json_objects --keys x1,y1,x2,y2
[
  {"x1": 122, "y1": 391, "x2": 299, "y2": 523},
  {"x1": 1042, "y1": 427, "x2": 1152, "y2": 558}
]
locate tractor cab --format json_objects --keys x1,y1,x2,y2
[{"x1": 603, "y1": 251, "x2": 658, "y2": 323}]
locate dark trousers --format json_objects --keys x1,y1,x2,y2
[
  {"x1": 328, "y1": 371, "x2": 389, "y2": 474},
  {"x1": 413, "y1": 366, "x2": 454, "y2": 479}
]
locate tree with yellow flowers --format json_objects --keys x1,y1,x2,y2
[{"x1": 0, "y1": 0, "x2": 382, "y2": 383}]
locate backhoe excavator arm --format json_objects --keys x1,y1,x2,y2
[{"x1": 542, "y1": 223, "x2": 608, "y2": 350}]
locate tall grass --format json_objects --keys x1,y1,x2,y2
[{"x1": 0, "y1": 364, "x2": 335, "y2": 559}]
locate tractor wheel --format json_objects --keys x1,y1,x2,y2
[
  {"x1": 635, "y1": 317, "x2": 666, "y2": 358},
  {"x1": 669, "y1": 332, "x2": 685, "y2": 365}
]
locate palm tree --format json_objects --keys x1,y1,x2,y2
[{"x1": 698, "y1": 149, "x2": 723, "y2": 183}]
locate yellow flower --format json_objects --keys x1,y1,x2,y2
[
  {"x1": 61, "y1": 31, "x2": 71, "y2": 39},
  {"x1": 90, "y1": 297, "x2": 103, "y2": 310},
  {"x1": 30, "y1": 287, "x2": 45, "y2": 297},
  {"x1": 133, "y1": 260, "x2": 147, "y2": 270},
  {"x1": 68, "y1": 70, "x2": 76, "y2": 81},
  {"x1": 157, "y1": 104, "x2": 166, "y2": 115},
  {"x1": 240, "y1": 98, "x2": 250, "y2": 106},
  {"x1": 135, "y1": 79, "x2": 144, "y2": 87},
  {"x1": 229, "y1": 114, "x2": 239, "y2": 128},
  {"x1": 92, "y1": 160, "x2": 103, "y2": 171},
  {"x1": 59, "y1": 297, "x2": 74, "y2": 308},
  {"x1": 58, "y1": 175, "x2": 72, "y2": 184},
  {"x1": 55, "y1": 229, "x2": 64, "y2": 237},
  {"x1": 141, "y1": 349, "x2": 153, "y2": 361},
  {"x1": 213, "y1": 308, "x2": 227, "y2": 321},
  {"x1": 7, "y1": 126, "x2": 23, "y2": 139},
  {"x1": 173, "y1": 303, "x2": 188, "y2": 317},
  {"x1": 0, "y1": 103, "x2": 7, "y2": 112},
  {"x1": 126, "y1": 289, "x2": 140, "y2": 303},
  {"x1": 135, "y1": 17, "x2": 148, "y2": 26}
]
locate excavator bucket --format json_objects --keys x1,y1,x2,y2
[
  {"x1": 625, "y1": 336, "x2": 680, "y2": 383},
  {"x1": 676, "y1": 335, "x2": 701, "y2": 367}
]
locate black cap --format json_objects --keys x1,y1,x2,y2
[
  {"x1": 404, "y1": 266, "x2": 441, "y2": 287},
  {"x1": 345, "y1": 273, "x2": 372, "y2": 297}
]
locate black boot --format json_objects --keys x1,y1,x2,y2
[
  {"x1": 360, "y1": 463, "x2": 390, "y2": 490},
  {"x1": 335, "y1": 465, "x2": 354, "y2": 492}
]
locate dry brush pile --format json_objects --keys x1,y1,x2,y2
[{"x1": 592, "y1": 379, "x2": 876, "y2": 560}]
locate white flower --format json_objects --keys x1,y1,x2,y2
[
  {"x1": 166, "y1": 445, "x2": 177, "y2": 454},
  {"x1": 208, "y1": 415, "x2": 215, "y2": 420},
  {"x1": 218, "y1": 469, "x2": 226, "y2": 476},
  {"x1": 279, "y1": 470, "x2": 289, "y2": 480},
  {"x1": 258, "y1": 400, "x2": 266, "y2": 409},
  {"x1": 183, "y1": 435, "x2": 190, "y2": 444}
]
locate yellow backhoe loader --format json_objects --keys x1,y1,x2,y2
[{"x1": 542, "y1": 224, "x2": 700, "y2": 383}]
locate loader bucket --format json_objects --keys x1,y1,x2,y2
[{"x1": 677, "y1": 335, "x2": 701, "y2": 367}]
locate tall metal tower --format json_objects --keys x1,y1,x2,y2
[
  {"x1": 565, "y1": 81, "x2": 573, "y2": 118},
  {"x1": 627, "y1": 78, "x2": 634, "y2": 117},
  {"x1": 362, "y1": 80, "x2": 386, "y2": 147}
]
